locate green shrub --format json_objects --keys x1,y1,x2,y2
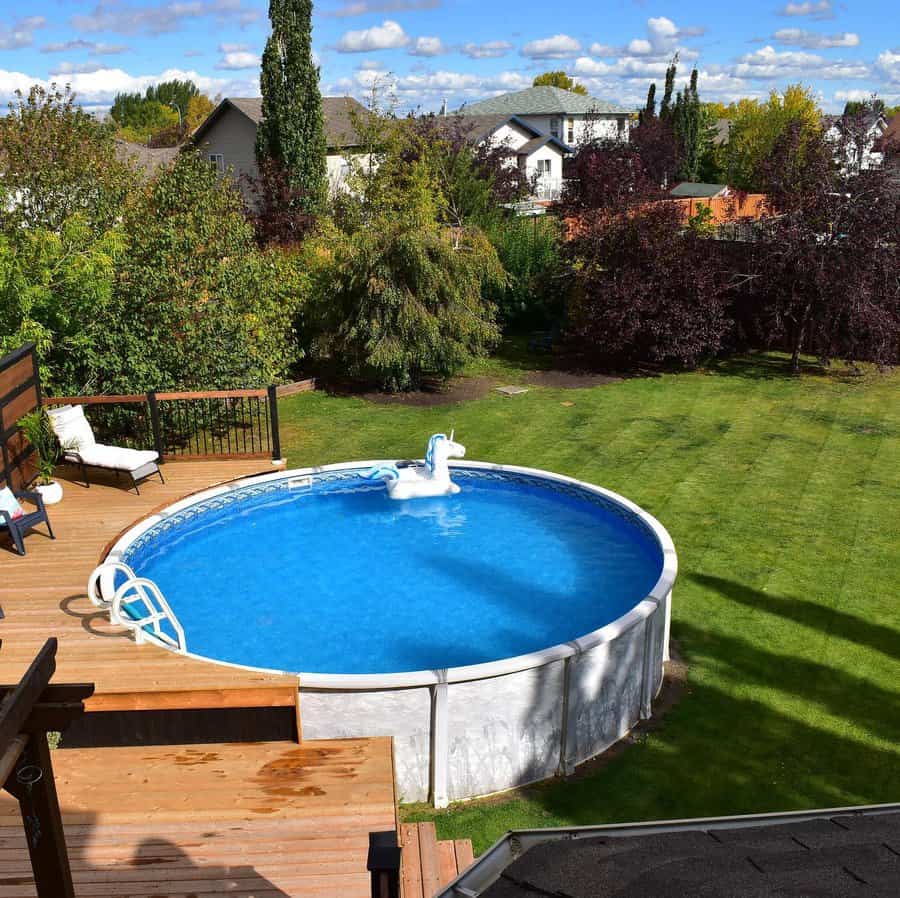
[
  {"x1": 485, "y1": 215, "x2": 564, "y2": 330},
  {"x1": 308, "y1": 221, "x2": 503, "y2": 390},
  {"x1": 98, "y1": 151, "x2": 302, "y2": 392}
]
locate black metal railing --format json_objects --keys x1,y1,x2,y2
[{"x1": 44, "y1": 386, "x2": 282, "y2": 463}]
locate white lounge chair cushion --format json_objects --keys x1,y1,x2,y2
[
  {"x1": 0, "y1": 487, "x2": 25, "y2": 521},
  {"x1": 47, "y1": 405, "x2": 96, "y2": 452},
  {"x1": 73, "y1": 444, "x2": 159, "y2": 472}
]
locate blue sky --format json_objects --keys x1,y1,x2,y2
[{"x1": 0, "y1": 1, "x2": 896, "y2": 114}]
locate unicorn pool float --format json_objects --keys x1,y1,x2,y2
[{"x1": 363, "y1": 433, "x2": 466, "y2": 500}]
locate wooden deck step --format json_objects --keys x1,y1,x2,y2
[
  {"x1": 0, "y1": 737, "x2": 398, "y2": 898},
  {"x1": 400, "y1": 823, "x2": 475, "y2": 897}
]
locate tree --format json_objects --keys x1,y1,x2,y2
[
  {"x1": 659, "y1": 56, "x2": 678, "y2": 119},
  {"x1": 308, "y1": 223, "x2": 503, "y2": 390},
  {"x1": 257, "y1": 0, "x2": 328, "y2": 214},
  {"x1": 671, "y1": 68, "x2": 707, "y2": 181},
  {"x1": 565, "y1": 202, "x2": 730, "y2": 367},
  {"x1": 742, "y1": 128, "x2": 899, "y2": 371},
  {"x1": 110, "y1": 79, "x2": 209, "y2": 145},
  {"x1": 723, "y1": 85, "x2": 822, "y2": 191},
  {"x1": 103, "y1": 152, "x2": 301, "y2": 392},
  {"x1": 0, "y1": 85, "x2": 136, "y2": 234},
  {"x1": 629, "y1": 115, "x2": 678, "y2": 187},
  {"x1": 560, "y1": 141, "x2": 661, "y2": 214},
  {"x1": 843, "y1": 97, "x2": 885, "y2": 117},
  {"x1": 532, "y1": 71, "x2": 588, "y2": 95},
  {"x1": 639, "y1": 83, "x2": 657, "y2": 125}
]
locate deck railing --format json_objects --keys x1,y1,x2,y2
[{"x1": 43, "y1": 386, "x2": 282, "y2": 462}]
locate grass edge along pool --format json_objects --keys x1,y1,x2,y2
[{"x1": 106, "y1": 461, "x2": 677, "y2": 805}]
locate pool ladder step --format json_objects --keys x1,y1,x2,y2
[{"x1": 88, "y1": 561, "x2": 187, "y2": 654}]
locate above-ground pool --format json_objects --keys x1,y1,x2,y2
[{"x1": 108, "y1": 461, "x2": 677, "y2": 805}]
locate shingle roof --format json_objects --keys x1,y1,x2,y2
[
  {"x1": 431, "y1": 113, "x2": 541, "y2": 144},
  {"x1": 466, "y1": 806, "x2": 900, "y2": 898},
  {"x1": 114, "y1": 140, "x2": 179, "y2": 174},
  {"x1": 458, "y1": 85, "x2": 628, "y2": 117},
  {"x1": 711, "y1": 118, "x2": 731, "y2": 147},
  {"x1": 518, "y1": 134, "x2": 572, "y2": 154},
  {"x1": 193, "y1": 96, "x2": 370, "y2": 149},
  {"x1": 670, "y1": 181, "x2": 729, "y2": 198}
]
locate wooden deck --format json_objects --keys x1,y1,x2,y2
[
  {"x1": 0, "y1": 461, "x2": 405, "y2": 897},
  {"x1": 0, "y1": 460, "x2": 298, "y2": 706},
  {"x1": 0, "y1": 738, "x2": 398, "y2": 897},
  {"x1": 400, "y1": 823, "x2": 475, "y2": 897}
]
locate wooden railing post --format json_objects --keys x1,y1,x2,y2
[
  {"x1": 367, "y1": 830, "x2": 401, "y2": 898},
  {"x1": 267, "y1": 385, "x2": 281, "y2": 461},
  {"x1": 147, "y1": 391, "x2": 165, "y2": 463}
]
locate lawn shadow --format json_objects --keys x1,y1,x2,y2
[
  {"x1": 708, "y1": 353, "x2": 828, "y2": 381},
  {"x1": 529, "y1": 618, "x2": 900, "y2": 827},
  {"x1": 689, "y1": 573, "x2": 900, "y2": 663}
]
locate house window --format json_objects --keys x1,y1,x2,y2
[
  {"x1": 617, "y1": 118, "x2": 626, "y2": 140},
  {"x1": 536, "y1": 159, "x2": 552, "y2": 176},
  {"x1": 567, "y1": 118, "x2": 575, "y2": 144},
  {"x1": 550, "y1": 118, "x2": 560, "y2": 139},
  {"x1": 208, "y1": 153, "x2": 225, "y2": 172}
]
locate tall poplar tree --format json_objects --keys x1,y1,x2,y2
[{"x1": 256, "y1": 0, "x2": 327, "y2": 213}]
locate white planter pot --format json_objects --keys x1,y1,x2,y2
[{"x1": 36, "y1": 481, "x2": 63, "y2": 505}]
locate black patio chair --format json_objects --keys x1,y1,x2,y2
[{"x1": 0, "y1": 490, "x2": 55, "y2": 556}]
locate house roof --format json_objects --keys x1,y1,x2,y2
[
  {"x1": 440, "y1": 804, "x2": 900, "y2": 898},
  {"x1": 114, "y1": 140, "x2": 179, "y2": 174},
  {"x1": 823, "y1": 111, "x2": 887, "y2": 135},
  {"x1": 874, "y1": 112, "x2": 900, "y2": 153},
  {"x1": 431, "y1": 113, "x2": 542, "y2": 144},
  {"x1": 670, "y1": 181, "x2": 729, "y2": 198},
  {"x1": 458, "y1": 85, "x2": 628, "y2": 117},
  {"x1": 517, "y1": 134, "x2": 573, "y2": 155},
  {"x1": 191, "y1": 96, "x2": 370, "y2": 149}
]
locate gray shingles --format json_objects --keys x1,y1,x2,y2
[
  {"x1": 458, "y1": 85, "x2": 628, "y2": 117},
  {"x1": 481, "y1": 811, "x2": 900, "y2": 898}
]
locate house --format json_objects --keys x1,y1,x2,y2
[
  {"x1": 457, "y1": 85, "x2": 630, "y2": 148},
  {"x1": 710, "y1": 118, "x2": 732, "y2": 148},
  {"x1": 190, "y1": 96, "x2": 369, "y2": 195},
  {"x1": 436, "y1": 113, "x2": 572, "y2": 201},
  {"x1": 823, "y1": 110, "x2": 889, "y2": 173},
  {"x1": 873, "y1": 112, "x2": 900, "y2": 193}
]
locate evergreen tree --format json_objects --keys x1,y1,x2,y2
[
  {"x1": 639, "y1": 83, "x2": 657, "y2": 125},
  {"x1": 256, "y1": 0, "x2": 327, "y2": 214},
  {"x1": 672, "y1": 68, "x2": 706, "y2": 181},
  {"x1": 659, "y1": 54, "x2": 678, "y2": 120}
]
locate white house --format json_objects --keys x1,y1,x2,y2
[
  {"x1": 190, "y1": 96, "x2": 369, "y2": 196},
  {"x1": 458, "y1": 85, "x2": 630, "y2": 149},
  {"x1": 441, "y1": 113, "x2": 573, "y2": 200},
  {"x1": 824, "y1": 111, "x2": 889, "y2": 174}
]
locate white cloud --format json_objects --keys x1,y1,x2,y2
[
  {"x1": 627, "y1": 39, "x2": 653, "y2": 56},
  {"x1": 735, "y1": 45, "x2": 869, "y2": 80},
  {"x1": 773, "y1": 29, "x2": 860, "y2": 49},
  {"x1": 335, "y1": 20, "x2": 410, "y2": 53},
  {"x1": 409, "y1": 36, "x2": 447, "y2": 57},
  {"x1": 520, "y1": 34, "x2": 582, "y2": 60},
  {"x1": 325, "y1": 0, "x2": 440, "y2": 17},
  {"x1": 0, "y1": 16, "x2": 46, "y2": 50},
  {"x1": 876, "y1": 49, "x2": 900, "y2": 83},
  {"x1": 777, "y1": 1, "x2": 834, "y2": 19},
  {"x1": 50, "y1": 61, "x2": 106, "y2": 76},
  {"x1": 71, "y1": 1, "x2": 260, "y2": 36},
  {"x1": 460, "y1": 41, "x2": 512, "y2": 59},
  {"x1": 589, "y1": 43, "x2": 618, "y2": 58},
  {"x1": 216, "y1": 51, "x2": 260, "y2": 70},
  {"x1": 41, "y1": 39, "x2": 129, "y2": 55},
  {"x1": 219, "y1": 42, "x2": 249, "y2": 54}
]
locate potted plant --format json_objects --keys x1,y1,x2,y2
[{"x1": 17, "y1": 408, "x2": 64, "y2": 505}]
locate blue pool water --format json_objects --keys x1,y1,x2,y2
[{"x1": 122, "y1": 470, "x2": 664, "y2": 675}]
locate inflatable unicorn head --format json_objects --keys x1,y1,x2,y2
[
  {"x1": 364, "y1": 432, "x2": 466, "y2": 499},
  {"x1": 425, "y1": 431, "x2": 466, "y2": 476}
]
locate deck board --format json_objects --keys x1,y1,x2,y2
[{"x1": 0, "y1": 461, "x2": 296, "y2": 700}]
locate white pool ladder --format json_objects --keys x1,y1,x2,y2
[{"x1": 88, "y1": 561, "x2": 187, "y2": 654}]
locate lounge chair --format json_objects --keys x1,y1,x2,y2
[
  {"x1": 47, "y1": 405, "x2": 165, "y2": 495},
  {"x1": 0, "y1": 487, "x2": 54, "y2": 556}
]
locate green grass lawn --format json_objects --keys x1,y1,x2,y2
[{"x1": 278, "y1": 350, "x2": 900, "y2": 854}]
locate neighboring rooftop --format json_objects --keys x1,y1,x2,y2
[
  {"x1": 670, "y1": 181, "x2": 730, "y2": 198},
  {"x1": 114, "y1": 140, "x2": 179, "y2": 174},
  {"x1": 445, "y1": 805, "x2": 900, "y2": 898},
  {"x1": 711, "y1": 118, "x2": 731, "y2": 147},
  {"x1": 192, "y1": 96, "x2": 369, "y2": 149},
  {"x1": 458, "y1": 85, "x2": 629, "y2": 117}
]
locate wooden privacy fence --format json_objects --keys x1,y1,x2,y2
[
  {"x1": 0, "y1": 344, "x2": 41, "y2": 490},
  {"x1": 43, "y1": 387, "x2": 282, "y2": 462}
]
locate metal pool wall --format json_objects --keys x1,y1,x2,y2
[{"x1": 298, "y1": 586, "x2": 671, "y2": 805}]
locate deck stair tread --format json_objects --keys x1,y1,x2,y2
[
  {"x1": 400, "y1": 823, "x2": 476, "y2": 897},
  {"x1": 0, "y1": 738, "x2": 398, "y2": 898}
]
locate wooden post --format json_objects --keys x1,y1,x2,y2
[
  {"x1": 147, "y1": 391, "x2": 165, "y2": 463},
  {"x1": 267, "y1": 385, "x2": 282, "y2": 461},
  {"x1": 5, "y1": 734, "x2": 75, "y2": 898},
  {"x1": 367, "y1": 830, "x2": 401, "y2": 898}
]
